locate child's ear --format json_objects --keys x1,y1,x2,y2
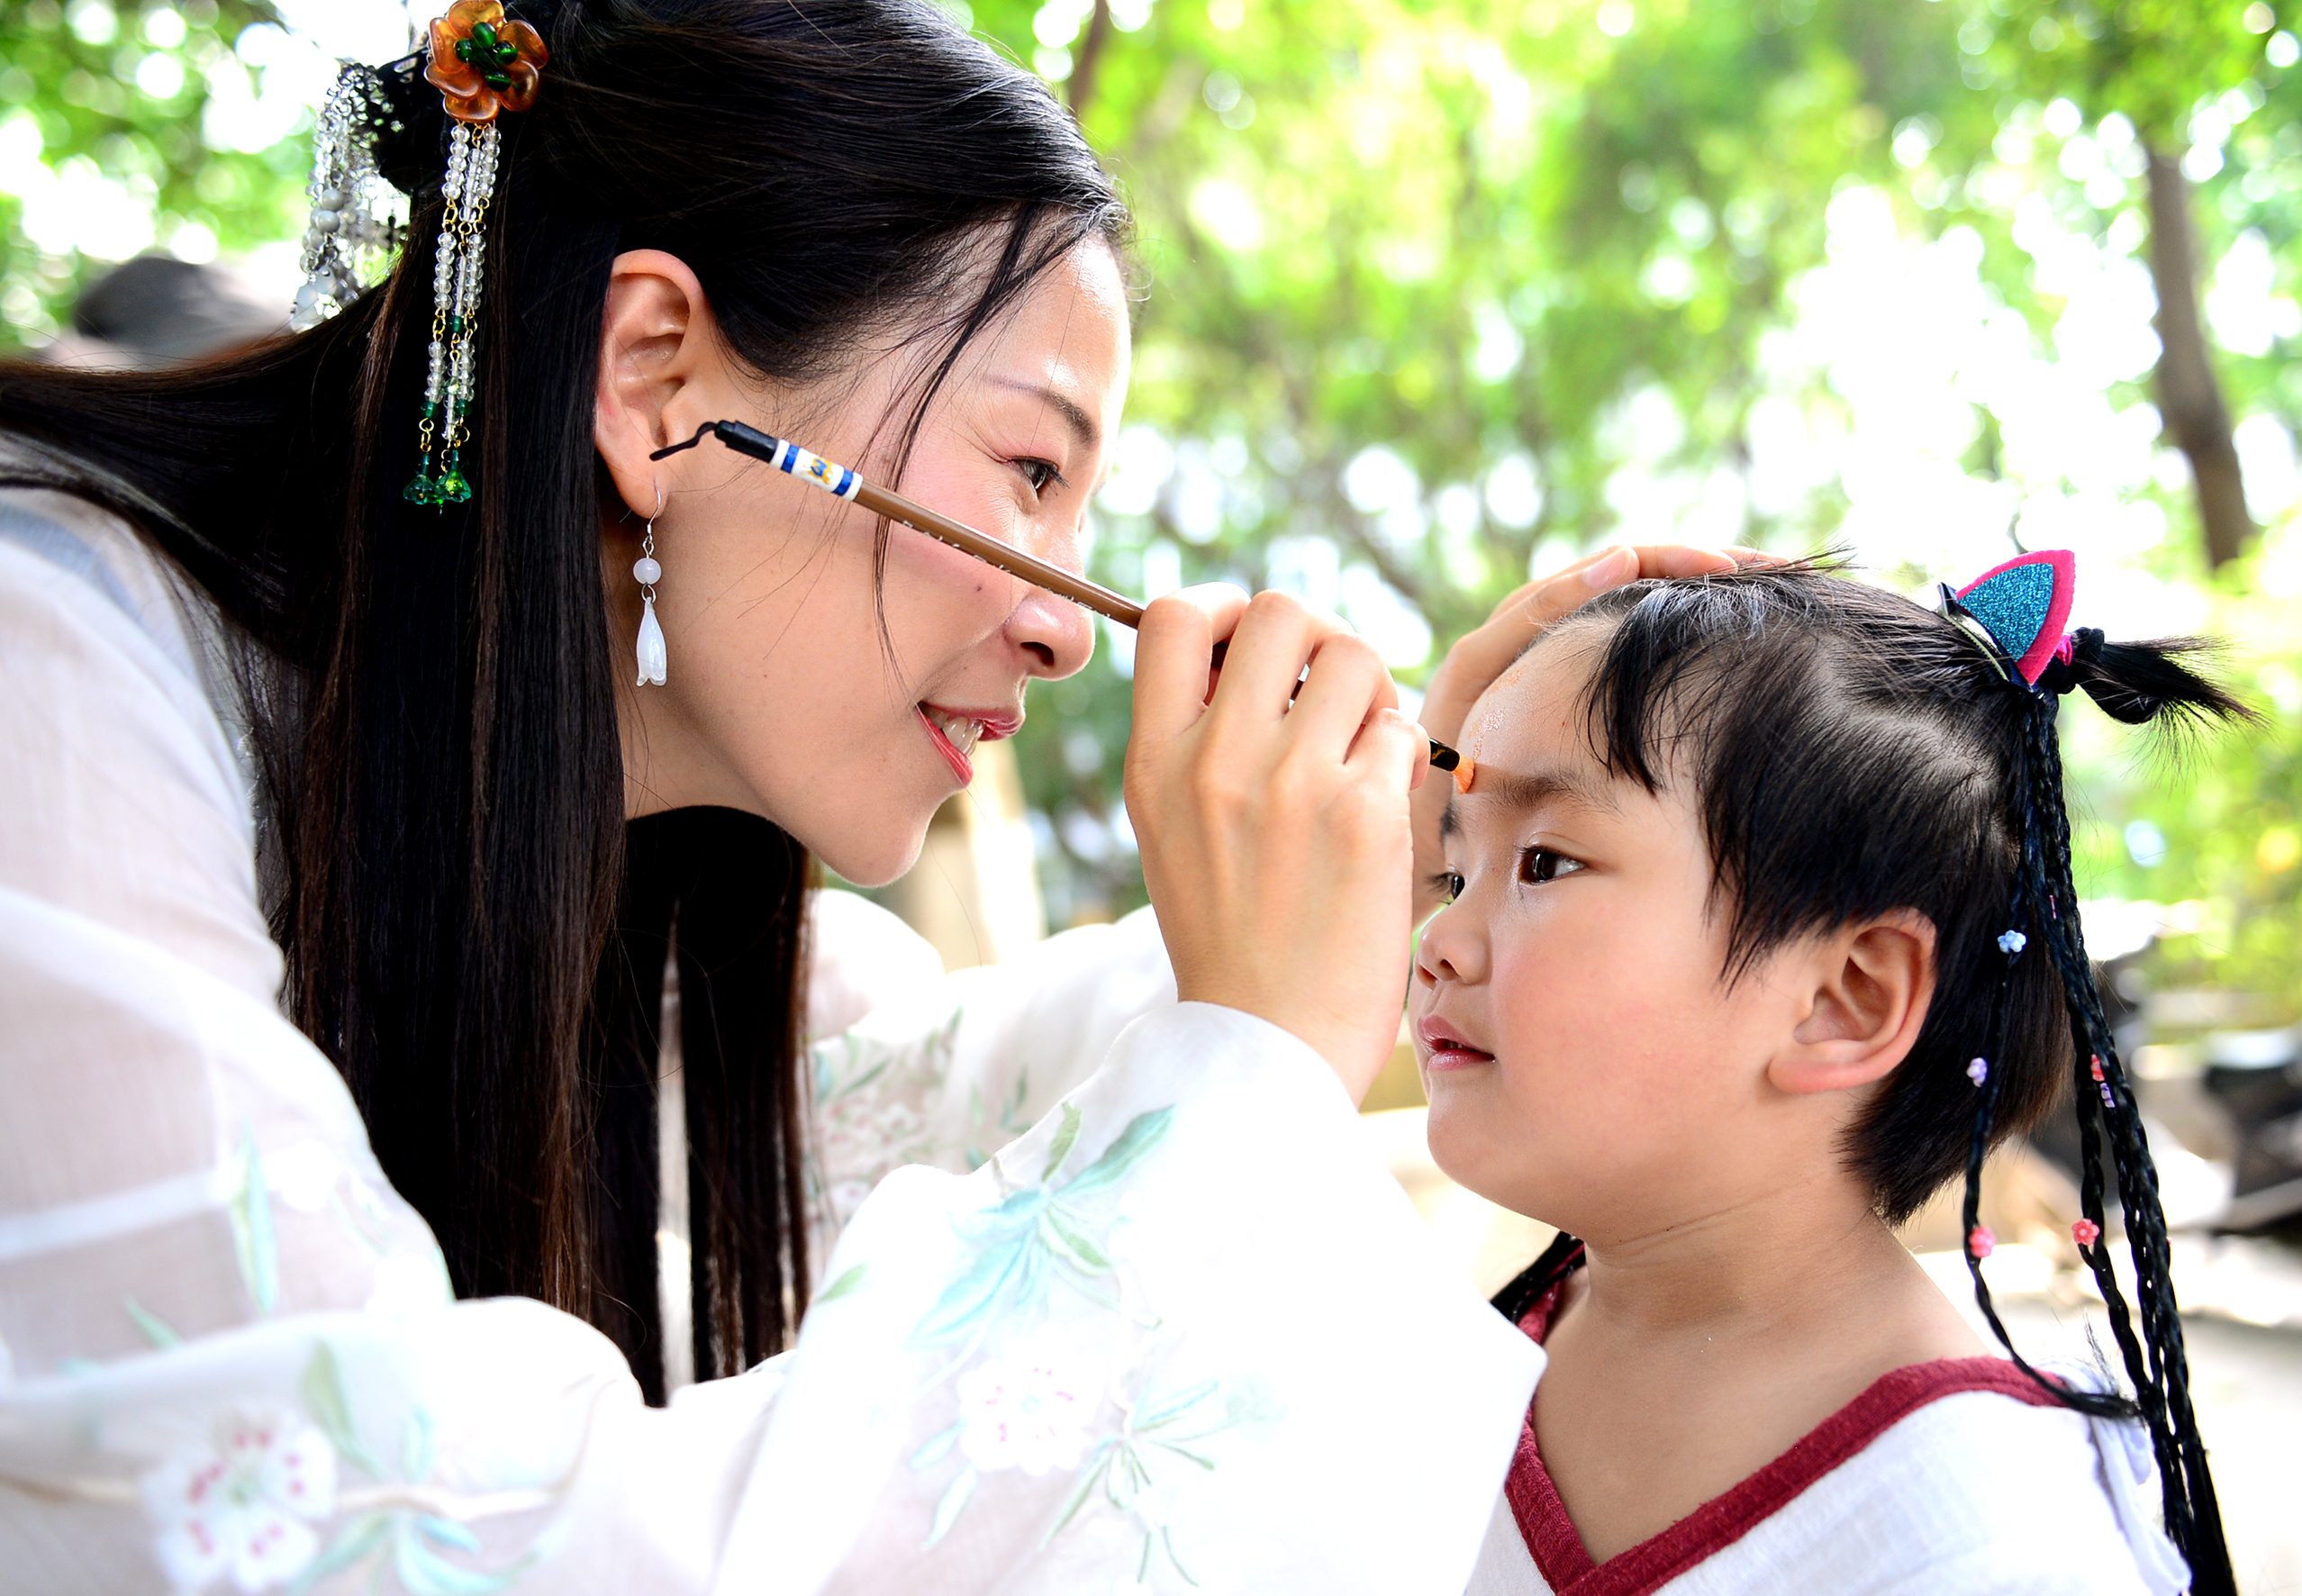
[{"x1": 1767, "y1": 911, "x2": 1936, "y2": 1096}]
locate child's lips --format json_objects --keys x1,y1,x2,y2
[{"x1": 1417, "y1": 1016, "x2": 1496, "y2": 1071}]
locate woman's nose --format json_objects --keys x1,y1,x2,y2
[{"x1": 1007, "y1": 584, "x2": 1095, "y2": 679}]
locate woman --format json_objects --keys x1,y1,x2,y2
[{"x1": 0, "y1": 2, "x2": 1723, "y2": 1589}]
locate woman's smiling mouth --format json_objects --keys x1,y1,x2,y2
[{"x1": 917, "y1": 703, "x2": 1022, "y2": 785}]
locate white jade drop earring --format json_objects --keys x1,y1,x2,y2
[{"x1": 633, "y1": 487, "x2": 666, "y2": 686}]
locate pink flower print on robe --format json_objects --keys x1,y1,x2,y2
[
  {"x1": 139, "y1": 1404, "x2": 338, "y2": 1592},
  {"x1": 956, "y1": 1346, "x2": 1097, "y2": 1476}
]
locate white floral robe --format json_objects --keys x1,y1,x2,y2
[{"x1": 0, "y1": 485, "x2": 1544, "y2": 1595}]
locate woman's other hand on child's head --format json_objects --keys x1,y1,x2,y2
[
  {"x1": 1128, "y1": 586, "x2": 1426, "y2": 1102},
  {"x1": 1410, "y1": 623, "x2": 1931, "y2": 1245},
  {"x1": 1412, "y1": 542, "x2": 1766, "y2": 921}
]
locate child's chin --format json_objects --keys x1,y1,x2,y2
[{"x1": 1424, "y1": 1100, "x2": 1515, "y2": 1196}]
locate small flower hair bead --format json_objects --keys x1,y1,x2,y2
[
  {"x1": 1967, "y1": 1057, "x2": 1989, "y2": 1086},
  {"x1": 1969, "y1": 1225, "x2": 1996, "y2": 1260},
  {"x1": 2072, "y1": 1218, "x2": 2102, "y2": 1248},
  {"x1": 1997, "y1": 929, "x2": 2027, "y2": 955},
  {"x1": 2090, "y1": 1055, "x2": 2106, "y2": 1081}
]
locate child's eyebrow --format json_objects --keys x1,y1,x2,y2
[{"x1": 1438, "y1": 766, "x2": 1618, "y2": 840}]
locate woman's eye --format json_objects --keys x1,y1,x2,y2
[
  {"x1": 1015, "y1": 458, "x2": 1067, "y2": 497},
  {"x1": 1518, "y1": 847, "x2": 1582, "y2": 885}
]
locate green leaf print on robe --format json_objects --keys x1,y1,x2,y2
[
  {"x1": 227, "y1": 1121, "x2": 279, "y2": 1315},
  {"x1": 908, "y1": 1103, "x2": 1173, "y2": 1350},
  {"x1": 899, "y1": 1100, "x2": 1273, "y2": 1578},
  {"x1": 283, "y1": 1342, "x2": 540, "y2": 1596}
]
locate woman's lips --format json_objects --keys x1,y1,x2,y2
[
  {"x1": 1418, "y1": 1015, "x2": 1496, "y2": 1072},
  {"x1": 916, "y1": 703, "x2": 1022, "y2": 786},
  {"x1": 917, "y1": 705, "x2": 976, "y2": 785}
]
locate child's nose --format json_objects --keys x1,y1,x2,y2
[{"x1": 1415, "y1": 905, "x2": 1484, "y2": 986}]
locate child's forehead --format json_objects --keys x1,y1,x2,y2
[{"x1": 1464, "y1": 627, "x2": 1604, "y2": 761}]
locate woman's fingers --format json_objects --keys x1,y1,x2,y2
[
  {"x1": 1132, "y1": 585, "x2": 1250, "y2": 746},
  {"x1": 1346, "y1": 705, "x2": 1426, "y2": 787},
  {"x1": 1285, "y1": 630, "x2": 1399, "y2": 760},
  {"x1": 1125, "y1": 589, "x2": 1421, "y2": 1102},
  {"x1": 1200, "y1": 591, "x2": 1358, "y2": 733}
]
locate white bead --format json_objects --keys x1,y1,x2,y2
[{"x1": 631, "y1": 556, "x2": 661, "y2": 585}]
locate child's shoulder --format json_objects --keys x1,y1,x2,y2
[{"x1": 1703, "y1": 1367, "x2": 2181, "y2": 1596}]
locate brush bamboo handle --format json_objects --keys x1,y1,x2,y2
[
  {"x1": 657, "y1": 420, "x2": 1464, "y2": 775},
  {"x1": 701, "y1": 420, "x2": 1146, "y2": 625}
]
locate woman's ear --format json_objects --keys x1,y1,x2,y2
[
  {"x1": 594, "y1": 249, "x2": 714, "y2": 521},
  {"x1": 1767, "y1": 911, "x2": 1937, "y2": 1096}
]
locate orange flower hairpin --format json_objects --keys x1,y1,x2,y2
[{"x1": 424, "y1": 1, "x2": 548, "y2": 123}]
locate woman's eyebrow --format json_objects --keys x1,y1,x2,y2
[
  {"x1": 989, "y1": 376, "x2": 1099, "y2": 451},
  {"x1": 1438, "y1": 766, "x2": 1618, "y2": 840}
]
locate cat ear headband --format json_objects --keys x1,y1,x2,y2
[{"x1": 291, "y1": 2, "x2": 548, "y2": 508}]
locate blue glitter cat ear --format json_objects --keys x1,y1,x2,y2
[{"x1": 1952, "y1": 550, "x2": 2076, "y2": 685}]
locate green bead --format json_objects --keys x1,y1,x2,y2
[
  {"x1": 403, "y1": 473, "x2": 438, "y2": 505},
  {"x1": 483, "y1": 70, "x2": 511, "y2": 88},
  {"x1": 470, "y1": 21, "x2": 498, "y2": 50},
  {"x1": 438, "y1": 470, "x2": 471, "y2": 503},
  {"x1": 421, "y1": 402, "x2": 440, "y2": 420}
]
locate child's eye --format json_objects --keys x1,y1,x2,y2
[
  {"x1": 1014, "y1": 458, "x2": 1068, "y2": 497},
  {"x1": 1518, "y1": 847, "x2": 1582, "y2": 885},
  {"x1": 1437, "y1": 871, "x2": 1465, "y2": 902}
]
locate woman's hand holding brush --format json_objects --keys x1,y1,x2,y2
[{"x1": 1128, "y1": 587, "x2": 1428, "y2": 1104}]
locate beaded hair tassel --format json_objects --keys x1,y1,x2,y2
[
  {"x1": 290, "y1": 65, "x2": 405, "y2": 332},
  {"x1": 405, "y1": 121, "x2": 499, "y2": 505},
  {"x1": 403, "y1": 1, "x2": 548, "y2": 509}
]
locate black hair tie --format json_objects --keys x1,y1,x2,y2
[{"x1": 2035, "y1": 625, "x2": 2104, "y2": 697}]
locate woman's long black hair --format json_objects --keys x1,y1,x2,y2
[
  {"x1": 1490, "y1": 565, "x2": 2248, "y2": 1593},
  {"x1": 0, "y1": 0, "x2": 1126, "y2": 1401}
]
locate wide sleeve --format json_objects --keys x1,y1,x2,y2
[
  {"x1": 0, "y1": 499, "x2": 1543, "y2": 1596},
  {"x1": 803, "y1": 892, "x2": 1180, "y2": 1241}
]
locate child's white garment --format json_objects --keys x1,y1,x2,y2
[{"x1": 1463, "y1": 1264, "x2": 2189, "y2": 1596}]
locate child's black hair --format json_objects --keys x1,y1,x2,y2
[{"x1": 1493, "y1": 561, "x2": 2249, "y2": 1594}]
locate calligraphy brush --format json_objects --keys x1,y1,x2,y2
[{"x1": 652, "y1": 420, "x2": 1473, "y2": 786}]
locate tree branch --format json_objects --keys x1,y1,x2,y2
[
  {"x1": 1068, "y1": 0, "x2": 1114, "y2": 120},
  {"x1": 2144, "y1": 144, "x2": 2252, "y2": 570}
]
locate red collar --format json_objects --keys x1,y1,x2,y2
[{"x1": 1506, "y1": 1279, "x2": 2062, "y2": 1596}]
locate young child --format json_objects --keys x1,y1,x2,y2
[{"x1": 1419, "y1": 554, "x2": 2242, "y2": 1595}]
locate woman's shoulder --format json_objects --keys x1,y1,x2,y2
[
  {"x1": 0, "y1": 473, "x2": 237, "y2": 712},
  {"x1": 0, "y1": 472, "x2": 278, "y2": 1000}
]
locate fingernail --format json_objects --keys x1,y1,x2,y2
[{"x1": 1582, "y1": 547, "x2": 1635, "y2": 589}]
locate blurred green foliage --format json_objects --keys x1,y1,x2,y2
[
  {"x1": 0, "y1": 0, "x2": 298, "y2": 344},
  {"x1": 2068, "y1": 561, "x2": 2302, "y2": 1020},
  {"x1": 4, "y1": 0, "x2": 2299, "y2": 1015}
]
